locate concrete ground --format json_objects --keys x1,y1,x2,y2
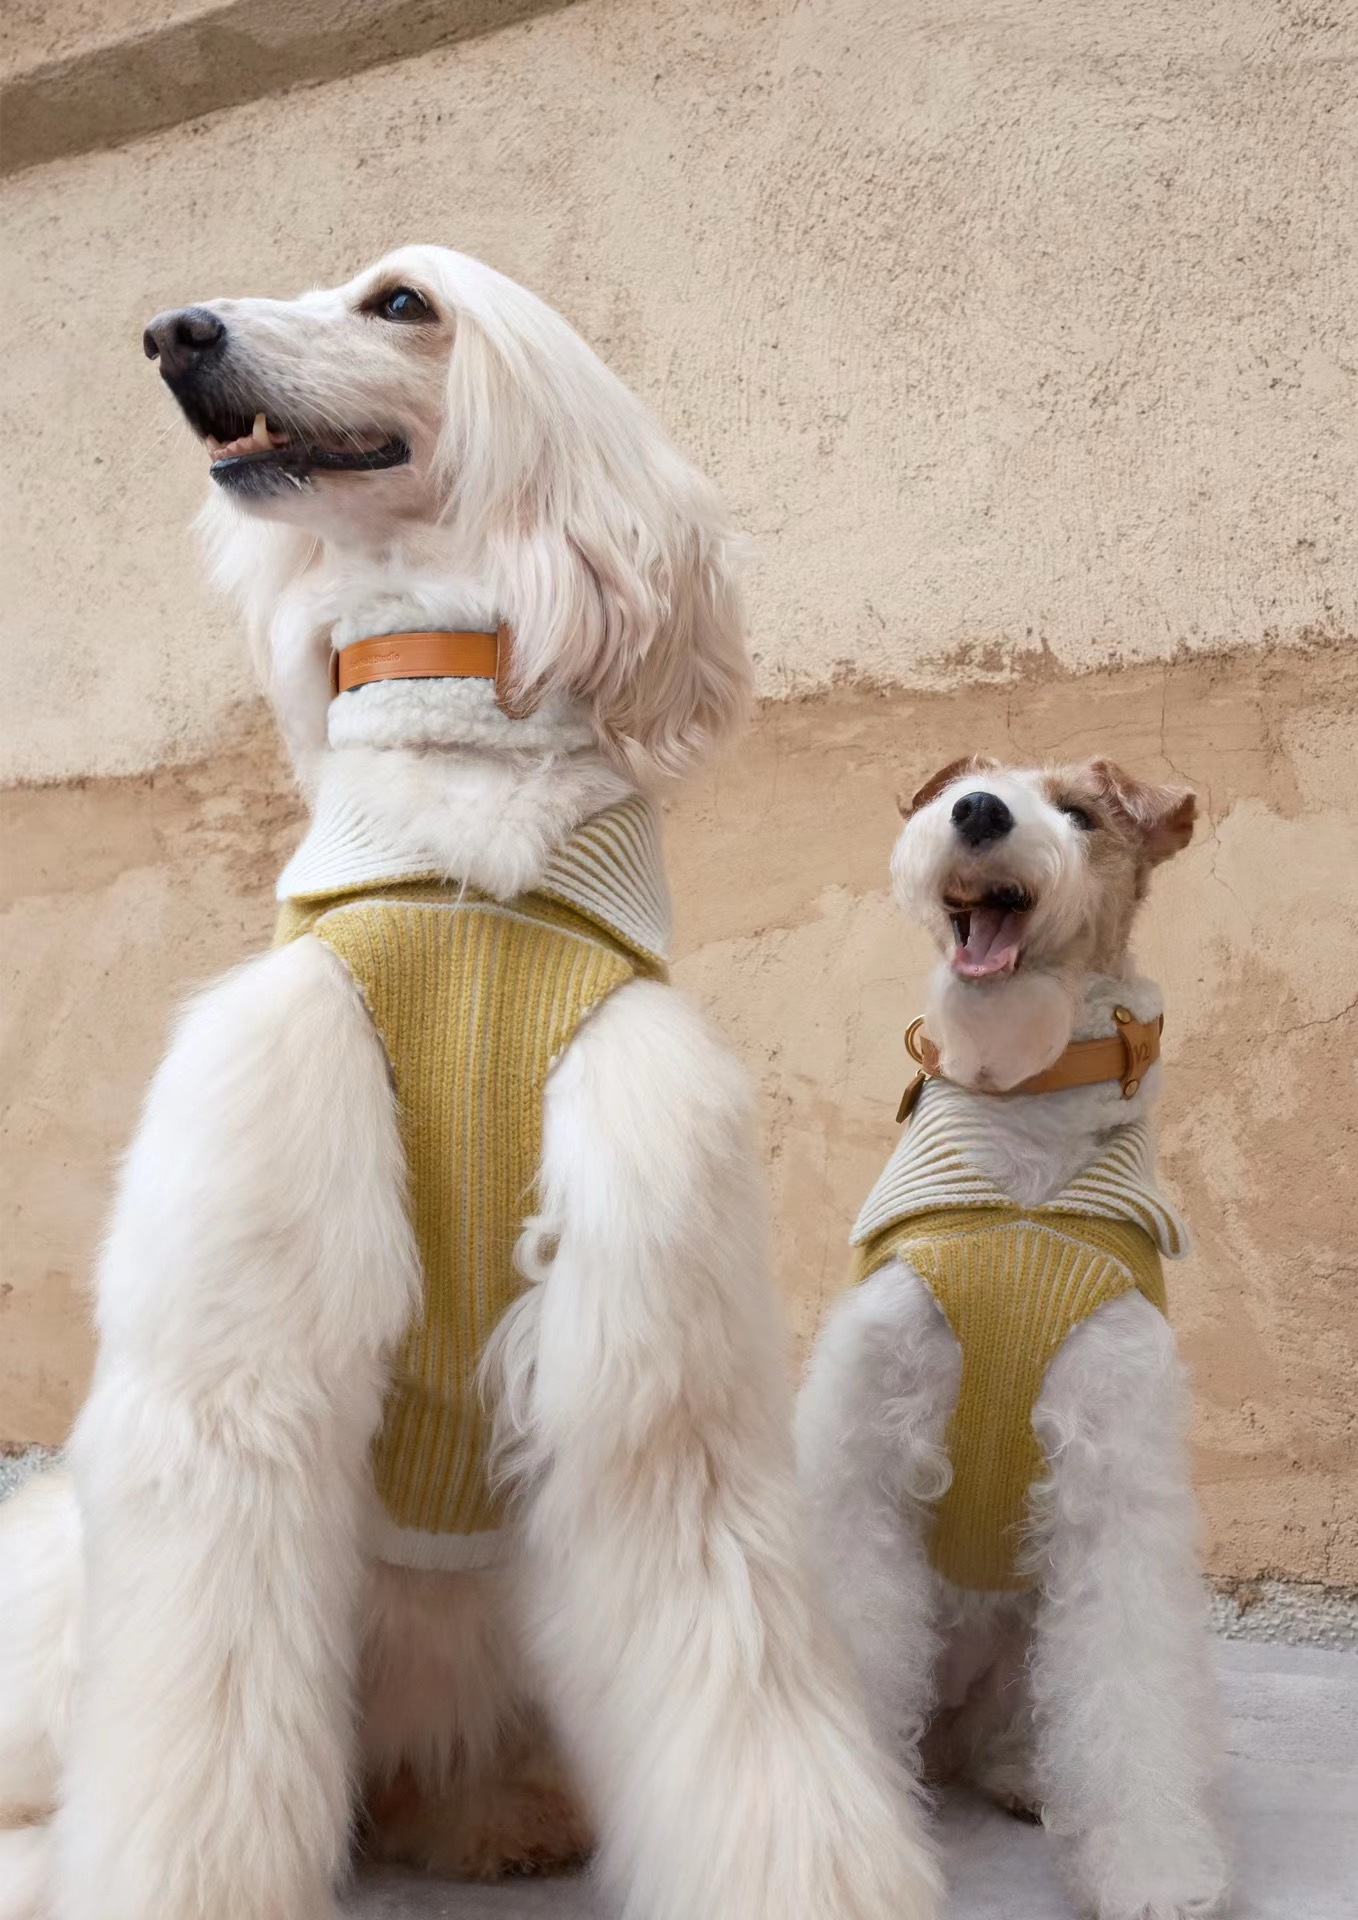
[
  {"x1": 347, "y1": 1642, "x2": 1357, "y2": 1920},
  {"x1": 2, "y1": 1462, "x2": 1349, "y2": 1915}
]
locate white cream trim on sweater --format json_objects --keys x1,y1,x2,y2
[
  {"x1": 851, "y1": 1076, "x2": 1189, "y2": 1258},
  {"x1": 284, "y1": 792, "x2": 672, "y2": 968},
  {"x1": 277, "y1": 779, "x2": 438, "y2": 902},
  {"x1": 535, "y1": 794, "x2": 671, "y2": 967},
  {"x1": 280, "y1": 714, "x2": 629, "y2": 909},
  {"x1": 374, "y1": 1518, "x2": 509, "y2": 1572}
]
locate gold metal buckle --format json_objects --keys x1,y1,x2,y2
[{"x1": 897, "y1": 1017, "x2": 940, "y2": 1122}]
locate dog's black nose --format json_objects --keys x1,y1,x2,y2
[
  {"x1": 951, "y1": 790, "x2": 1014, "y2": 846},
  {"x1": 143, "y1": 307, "x2": 226, "y2": 377}
]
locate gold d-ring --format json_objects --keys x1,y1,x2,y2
[{"x1": 904, "y1": 1017, "x2": 939, "y2": 1074}]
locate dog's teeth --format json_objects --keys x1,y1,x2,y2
[{"x1": 251, "y1": 412, "x2": 270, "y2": 448}]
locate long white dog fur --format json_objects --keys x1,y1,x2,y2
[
  {"x1": 0, "y1": 248, "x2": 938, "y2": 1920},
  {"x1": 797, "y1": 757, "x2": 1229, "y2": 1920}
]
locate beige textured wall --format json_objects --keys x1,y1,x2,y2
[
  {"x1": 0, "y1": 0, "x2": 576, "y2": 173},
  {"x1": 2, "y1": 0, "x2": 1355, "y2": 1585},
  {"x1": 5, "y1": 0, "x2": 1354, "y2": 781},
  {"x1": 1, "y1": 0, "x2": 214, "y2": 71}
]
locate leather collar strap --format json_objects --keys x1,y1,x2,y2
[
  {"x1": 896, "y1": 1006, "x2": 1164, "y2": 1123},
  {"x1": 328, "y1": 623, "x2": 534, "y2": 718}
]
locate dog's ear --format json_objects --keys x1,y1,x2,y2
[
  {"x1": 432, "y1": 272, "x2": 751, "y2": 777},
  {"x1": 1091, "y1": 760, "x2": 1197, "y2": 864},
  {"x1": 900, "y1": 755, "x2": 996, "y2": 818}
]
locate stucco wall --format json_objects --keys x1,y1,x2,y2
[
  {"x1": 5, "y1": 0, "x2": 1354, "y2": 783},
  {"x1": 0, "y1": 0, "x2": 578, "y2": 173},
  {"x1": 2, "y1": 0, "x2": 1355, "y2": 1585}
]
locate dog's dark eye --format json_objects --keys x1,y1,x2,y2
[
  {"x1": 1061, "y1": 803, "x2": 1096, "y2": 832},
  {"x1": 373, "y1": 286, "x2": 432, "y2": 324}
]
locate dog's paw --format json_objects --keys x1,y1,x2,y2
[
  {"x1": 966, "y1": 1745, "x2": 1044, "y2": 1825},
  {"x1": 987, "y1": 1786, "x2": 1044, "y2": 1825},
  {"x1": 1098, "y1": 1905, "x2": 1225, "y2": 1920},
  {"x1": 1087, "y1": 1867, "x2": 1228, "y2": 1920},
  {"x1": 1071, "y1": 1815, "x2": 1228, "y2": 1920},
  {"x1": 442, "y1": 1776, "x2": 593, "y2": 1880},
  {"x1": 364, "y1": 1763, "x2": 593, "y2": 1881}
]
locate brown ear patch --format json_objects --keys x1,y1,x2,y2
[
  {"x1": 902, "y1": 754, "x2": 997, "y2": 818},
  {"x1": 1090, "y1": 759, "x2": 1197, "y2": 864}
]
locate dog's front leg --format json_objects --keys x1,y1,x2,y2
[
  {"x1": 796, "y1": 1263, "x2": 958, "y2": 1772},
  {"x1": 53, "y1": 939, "x2": 419, "y2": 1920},
  {"x1": 488, "y1": 980, "x2": 940, "y2": 1920},
  {"x1": 1027, "y1": 1293, "x2": 1228, "y2": 1920}
]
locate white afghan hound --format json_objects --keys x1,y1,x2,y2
[{"x1": 0, "y1": 247, "x2": 938, "y2": 1920}]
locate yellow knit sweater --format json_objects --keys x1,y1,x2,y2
[
  {"x1": 850, "y1": 1080, "x2": 1185, "y2": 1593},
  {"x1": 276, "y1": 797, "x2": 668, "y2": 1570}
]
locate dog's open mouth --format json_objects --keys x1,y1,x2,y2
[
  {"x1": 943, "y1": 883, "x2": 1034, "y2": 981},
  {"x1": 193, "y1": 407, "x2": 410, "y2": 491}
]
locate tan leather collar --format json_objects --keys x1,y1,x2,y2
[
  {"x1": 328, "y1": 624, "x2": 534, "y2": 717},
  {"x1": 896, "y1": 1006, "x2": 1163, "y2": 1123}
]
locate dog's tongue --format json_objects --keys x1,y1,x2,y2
[{"x1": 952, "y1": 904, "x2": 1023, "y2": 979}]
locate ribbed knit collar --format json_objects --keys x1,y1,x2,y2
[
  {"x1": 280, "y1": 790, "x2": 671, "y2": 969},
  {"x1": 851, "y1": 1082, "x2": 1188, "y2": 1258},
  {"x1": 279, "y1": 733, "x2": 631, "y2": 895},
  {"x1": 533, "y1": 793, "x2": 671, "y2": 966}
]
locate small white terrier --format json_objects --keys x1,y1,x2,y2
[
  {"x1": 0, "y1": 248, "x2": 938, "y2": 1920},
  {"x1": 797, "y1": 754, "x2": 1229, "y2": 1920}
]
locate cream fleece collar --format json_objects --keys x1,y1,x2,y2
[{"x1": 327, "y1": 675, "x2": 596, "y2": 755}]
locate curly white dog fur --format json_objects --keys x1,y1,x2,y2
[
  {"x1": 0, "y1": 248, "x2": 938, "y2": 1920},
  {"x1": 797, "y1": 755, "x2": 1228, "y2": 1920}
]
